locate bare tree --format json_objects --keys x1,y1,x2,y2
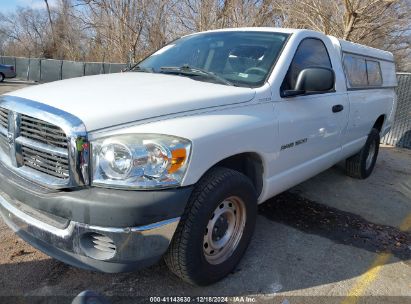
[
  {"x1": 278, "y1": 0, "x2": 411, "y2": 70},
  {"x1": 171, "y1": 0, "x2": 281, "y2": 33},
  {"x1": 76, "y1": 0, "x2": 152, "y2": 62},
  {"x1": 0, "y1": 7, "x2": 52, "y2": 57},
  {"x1": 44, "y1": 0, "x2": 56, "y2": 53},
  {"x1": 0, "y1": 0, "x2": 409, "y2": 71}
]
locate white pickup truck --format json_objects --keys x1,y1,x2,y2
[{"x1": 0, "y1": 28, "x2": 397, "y2": 285}]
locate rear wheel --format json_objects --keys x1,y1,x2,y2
[
  {"x1": 0, "y1": 73, "x2": 4, "y2": 82},
  {"x1": 346, "y1": 128, "x2": 380, "y2": 179},
  {"x1": 165, "y1": 167, "x2": 257, "y2": 285}
]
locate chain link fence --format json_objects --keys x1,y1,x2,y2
[
  {"x1": 0, "y1": 56, "x2": 127, "y2": 82},
  {"x1": 381, "y1": 73, "x2": 411, "y2": 149}
]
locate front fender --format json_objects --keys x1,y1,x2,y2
[{"x1": 90, "y1": 102, "x2": 277, "y2": 187}]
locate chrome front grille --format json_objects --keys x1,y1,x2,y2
[
  {"x1": 0, "y1": 108, "x2": 8, "y2": 145},
  {"x1": 22, "y1": 145, "x2": 69, "y2": 179},
  {"x1": 17, "y1": 115, "x2": 70, "y2": 180},
  {"x1": 20, "y1": 115, "x2": 68, "y2": 149},
  {"x1": 0, "y1": 107, "x2": 8, "y2": 129},
  {"x1": 0, "y1": 96, "x2": 89, "y2": 189}
]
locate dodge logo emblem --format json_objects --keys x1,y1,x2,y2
[{"x1": 7, "y1": 132, "x2": 14, "y2": 145}]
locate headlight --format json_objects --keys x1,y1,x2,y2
[{"x1": 92, "y1": 134, "x2": 191, "y2": 189}]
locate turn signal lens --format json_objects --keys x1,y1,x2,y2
[{"x1": 168, "y1": 148, "x2": 187, "y2": 174}]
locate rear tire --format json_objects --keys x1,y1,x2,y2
[
  {"x1": 345, "y1": 128, "x2": 380, "y2": 179},
  {"x1": 0, "y1": 73, "x2": 4, "y2": 82},
  {"x1": 165, "y1": 167, "x2": 257, "y2": 285}
]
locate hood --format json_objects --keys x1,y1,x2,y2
[{"x1": 5, "y1": 72, "x2": 256, "y2": 131}]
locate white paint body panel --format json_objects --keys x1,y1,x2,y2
[
  {"x1": 6, "y1": 72, "x2": 255, "y2": 131},
  {"x1": 338, "y1": 39, "x2": 394, "y2": 62},
  {"x1": 5, "y1": 28, "x2": 397, "y2": 202}
]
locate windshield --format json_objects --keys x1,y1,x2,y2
[{"x1": 136, "y1": 31, "x2": 289, "y2": 87}]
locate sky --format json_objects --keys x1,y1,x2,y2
[{"x1": 0, "y1": 0, "x2": 58, "y2": 13}]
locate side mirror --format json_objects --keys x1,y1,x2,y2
[{"x1": 283, "y1": 67, "x2": 335, "y2": 97}]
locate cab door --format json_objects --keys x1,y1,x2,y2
[{"x1": 271, "y1": 38, "x2": 349, "y2": 177}]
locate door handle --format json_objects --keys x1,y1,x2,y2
[{"x1": 332, "y1": 104, "x2": 344, "y2": 113}]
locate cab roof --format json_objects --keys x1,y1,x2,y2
[{"x1": 188, "y1": 27, "x2": 394, "y2": 62}]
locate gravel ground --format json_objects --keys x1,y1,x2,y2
[{"x1": 0, "y1": 80, "x2": 410, "y2": 304}]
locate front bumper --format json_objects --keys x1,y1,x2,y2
[
  {"x1": 0, "y1": 161, "x2": 193, "y2": 272},
  {"x1": 0, "y1": 189, "x2": 180, "y2": 272}
]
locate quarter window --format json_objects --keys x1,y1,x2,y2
[
  {"x1": 281, "y1": 38, "x2": 332, "y2": 91},
  {"x1": 366, "y1": 60, "x2": 383, "y2": 86},
  {"x1": 343, "y1": 54, "x2": 383, "y2": 88},
  {"x1": 343, "y1": 55, "x2": 367, "y2": 87}
]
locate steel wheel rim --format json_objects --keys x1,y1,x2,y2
[
  {"x1": 366, "y1": 141, "x2": 376, "y2": 169},
  {"x1": 203, "y1": 196, "x2": 246, "y2": 265}
]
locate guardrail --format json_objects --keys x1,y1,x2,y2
[{"x1": 0, "y1": 56, "x2": 127, "y2": 82}]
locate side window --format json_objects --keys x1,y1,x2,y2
[
  {"x1": 343, "y1": 55, "x2": 383, "y2": 88},
  {"x1": 343, "y1": 55, "x2": 367, "y2": 87},
  {"x1": 366, "y1": 60, "x2": 383, "y2": 86},
  {"x1": 281, "y1": 38, "x2": 332, "y2": 91}
]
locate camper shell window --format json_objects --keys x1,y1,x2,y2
[{"x1": 343, "y1": 53, "x2": 384, "y2": 88}]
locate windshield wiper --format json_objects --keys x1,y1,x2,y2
[
  {"x1": 130, "y1": 65, "x2": 154, "y2": 73},
  {"x1": 160, "y1": 65, "x2": 234, "y2": 86}
]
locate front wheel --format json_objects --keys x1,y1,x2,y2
[
  {"x1": 0, "y1": 73, "x2": 4, "y2": 82},
  {"x1": 345, "y1": 128, "x2": 380, "y2": 179},
  {"x1": 165, "y1": 167, "x2": 257, "y2": 285}
]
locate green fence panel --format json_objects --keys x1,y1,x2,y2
[
  {"x1": 85, "y1": 62, "x2": 104, "y2": 76},
  {"x1": 15, "y1": 57, "x2": 29, "y2": 80},
  {"x1": 62, "y1": 60, "x2": 84, "y2": 79},
  {"x1": 3, "y1": 56, "x2": 16, "y2": 67},
  {"x1": 28, "y1": 58, "x2": 41, "y2": 82},
  {"x1": 108, "y1": 63, "x2": 127, "y2": 73},
  {"x1": 40, "y1": 59, "x2": 62, "y2": 82}
]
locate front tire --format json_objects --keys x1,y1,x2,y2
[
  {"x1": 0, "y1": 73, "x2": 4, "y2": 82},
  {"x1": 345, "y1": 128, "x2": 380, "y2": 179},
  {"x1": 165, "y1": 167, "x2": 257, "y2": 285}
]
